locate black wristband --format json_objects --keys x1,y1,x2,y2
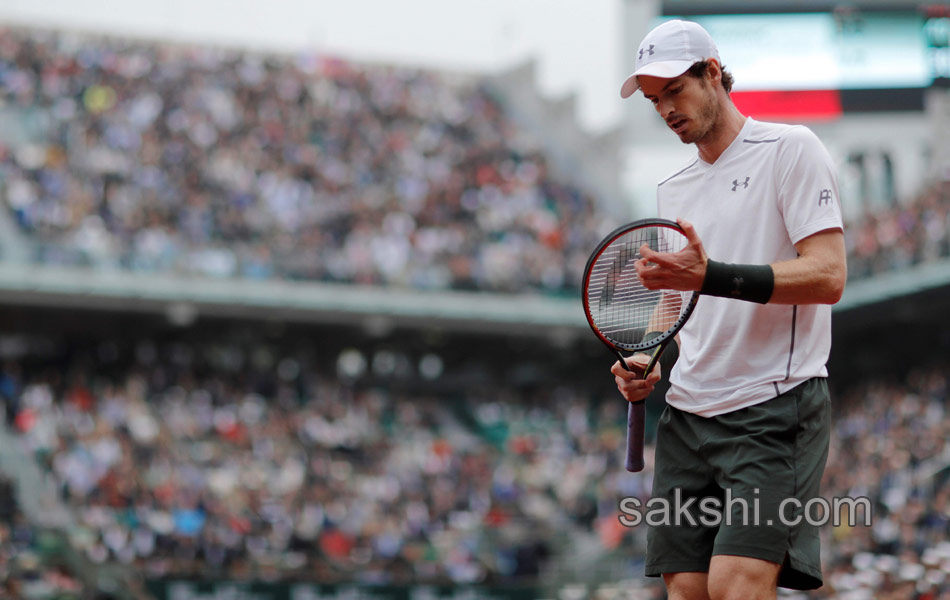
[{"x1": 701, "y1": 259, "x2": 774, "y2": 304}]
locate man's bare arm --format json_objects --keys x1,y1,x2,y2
[{"x1": 769, "y1": 228, "x2": 846, "y2": 305}]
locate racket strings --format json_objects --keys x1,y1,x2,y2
[{"x1": 586, "y1": 227, "x2": 689, "y2": 347}]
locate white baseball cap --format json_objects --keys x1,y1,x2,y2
[{"x1": 620, "y1": 20, "x2": 720, "y2": 99}]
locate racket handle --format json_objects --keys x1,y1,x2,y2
[
  {"x1": 627, "y1": 345, "x2": 664, "y2": 472},
  {"x1": 614, "y1": 348, "x2": 651, "y2": 472},
  {"x1": 626, "y1": 400, "x2": 645, "y2": 472}
]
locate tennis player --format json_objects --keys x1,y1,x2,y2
[{"x1": 611, "y1": 20, "x2": 847, "y2": 600}]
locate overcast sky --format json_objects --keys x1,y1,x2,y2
[{"x1": 0, "y1": 0, "x2": 626, "y2": 132}]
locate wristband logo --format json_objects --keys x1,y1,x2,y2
[{"x1": 731, "y1": 276, "x2": 744, "y2": 296}]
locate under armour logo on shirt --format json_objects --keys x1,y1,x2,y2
[
  {"x1": 639, "y1": 45, "x2": 655, "y2": 60},
  {"x1": 732, "y1": 177, "x2": 750, "y2": 191}
]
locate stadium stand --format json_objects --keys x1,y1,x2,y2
[
  {"x1": 844, "y1": 180, "x2": 950, "y2": 281},
  {"x1": 0, "y1": 26, "x2": 606, "y2": 295},
  {"x1": 0, "y1": 322, "x2": 947, "y2": 598},
  {"x1": 0, "y1": 472, "x2": 88, "y2": 599},
  {"x1": 4, "y1": 334, "x2": 619, "y2": 587},
  {"x1": 817, "y1": 365, "x2": 950, "y2": 599}
]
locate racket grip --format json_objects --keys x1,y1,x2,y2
[{"x1": 625, "y1": 400, "x2": 646, "y2": 472}]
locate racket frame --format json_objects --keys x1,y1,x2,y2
[{"x1": 581, "y1": 218, "x2": 699, "y2": 472}]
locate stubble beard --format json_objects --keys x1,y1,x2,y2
[{"x1": 678, "y1": 83, "x2": 721, "y2": 146}]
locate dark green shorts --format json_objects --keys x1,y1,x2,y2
[{"x1": 645, "y1": 377, "x2": 831, "y2": 591}]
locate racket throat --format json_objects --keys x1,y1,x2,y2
[
  {"x1": 643, "y1": 345, "x2": 663, "y2": 380},
  {"x1": 613, "y1": 344, "x2": 663, "y2": 380}
]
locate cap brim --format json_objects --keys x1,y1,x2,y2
[{"x1": 619, "y1": 60, "x2": 696, "y2": 98}]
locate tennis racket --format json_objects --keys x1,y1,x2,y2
[{"x1": 582, "y1": 218, "x2": 699, "y2": 472}]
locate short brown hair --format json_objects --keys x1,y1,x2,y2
[{"x1": 686, "y1": 60, "x2": 734, "y2": 93}]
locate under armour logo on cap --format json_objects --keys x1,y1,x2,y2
[{"x1": 639, "y1": 45, "x2": 655, "y2": 60}]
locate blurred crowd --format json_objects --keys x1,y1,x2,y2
[
  {"x1": 0, "y1": 474, "x2": 86, "y2": 600},
  {"x1": 844, "y1": 180, "x2": 950, "y2": 281},
  {"x1": 814, "y1": 366, "x2": 950, "y2": 599},
  {"x1": 2, "y1": 339, "x2": 633, "y2": 586},
  {"x1": 0, "y1": 335, "x2": 948, "y2": 598},
  {"x1": 0, "y1": 27, "x2": 606, "y2": 293}
]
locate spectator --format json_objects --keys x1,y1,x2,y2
[
  {"x1": 3, "y1": 333, "x2": 948, "y2": 597},
  {"x1": 0, "y1": 26, "x2": 608, "y2": 294}
]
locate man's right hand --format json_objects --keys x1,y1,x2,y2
[{"x1": 611, "y1": 354, "x2": 661, "y2": 404}]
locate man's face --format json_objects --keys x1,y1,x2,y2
[{"x1": 638, "y1": 70, "x2": 719, "y2": 145}]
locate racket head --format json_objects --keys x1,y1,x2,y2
[{"x1": 582, "y1": 218, "x2": 699, "y2": 354}]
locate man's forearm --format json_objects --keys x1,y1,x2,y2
[{"x1": 768, "y1": 254, "x2": 846, "y2": 305}]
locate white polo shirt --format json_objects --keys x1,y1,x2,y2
[{"x1": 657, "y1": 118, "x2": 843, "y2": 417}]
